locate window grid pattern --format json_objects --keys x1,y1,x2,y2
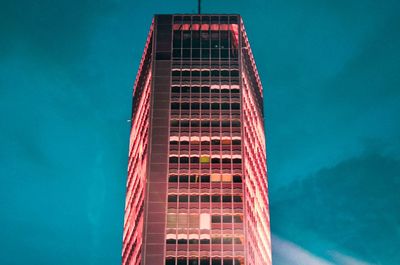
[
  {"x1": 166, "y1": 15, "x2": 245, "y2": 265},
  {"x1": 122, "y1": 23, "x2": 154, "y2": 265},
  {"x1": 240, "y1": 21, "x2": 272, "y2": 265}
]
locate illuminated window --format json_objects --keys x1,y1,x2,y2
[
  {"x1": 200, "y1": 155, "x2": 210, "y2": 163},
  {"x1": 167, "y1": 214, "x2": 201, "y2": 229},
  {"x1": 221, "y1": 139, "x2": 231, "y2": 145},
  {"x1": 200, "y1": 213, "x2": 211, "y2": 229},
  {"x1": 167, "y1": 214, "x2": 177, "y2": 228},
  {"x1": 211, "y1": 174, "x2": 221, "y2": 182},
  {"x1": 221, "y1": 174, "x2": 232, "y2": 182}
]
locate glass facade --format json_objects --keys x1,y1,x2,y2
[{"x1": 123, "y1": 14, "x2": 271, "y2": 265}]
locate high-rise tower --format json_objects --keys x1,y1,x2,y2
[{"x1": 122, "y1": 14, "x2": 271, "y2": 265}]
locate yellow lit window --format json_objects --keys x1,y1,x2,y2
[{"x1": 200, "y1": 155, "x2": 210, "y2": 163}]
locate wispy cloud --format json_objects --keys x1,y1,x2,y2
[
  {"x1": 329, "y1": 251, "x2": 375, "y2": 265},
  {"x1": 273, "y1": 235, "x2": 334, "y2": 265}
]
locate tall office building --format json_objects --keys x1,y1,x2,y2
[{"x1": 122, "y1": 15, "x2": 271, "y2": 265}]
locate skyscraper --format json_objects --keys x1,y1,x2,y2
[{"x1": 122, "y1": 14, "x2": 271, "y2": 265}]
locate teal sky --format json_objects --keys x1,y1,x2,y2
[{"x1": 1, "y1": 0, "x2": 399, "y2": 264}]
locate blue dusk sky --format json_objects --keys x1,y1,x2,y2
[{"x1": 1, "y1": 0, "x2": 399, "y2": 264}]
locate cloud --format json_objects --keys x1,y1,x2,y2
[
  {"x1": 273, "y1": 235, "x2": 334, "y2": 265},
  {"x1": 329, "y1": 251, "x2": 374, "y2": 265},
  {"x1": 271, "y1": 151, "x2": 400, "y2": 264}
]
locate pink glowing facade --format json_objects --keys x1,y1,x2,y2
[{"x1": 122, "y1": 15, "x2": 271, "y2": 265}]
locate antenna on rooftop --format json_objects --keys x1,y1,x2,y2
[{"x1": 198, "y1": 0, "x2": 201, "y2": 14}]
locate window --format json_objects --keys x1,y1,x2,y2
[
  {"x1": 231, "y1": 103, "x2": 240, "y2": 110},
  {"x1": 180, "y1": 175, "x2": 189, "y2": 182},
  {"x1": 211, "y1": 238, "x2": 221, "y2": 244},
  {"x1": 223, "y1": 238, "x2": 233, "y2": 244},
  {"x1": 222, "y1": 174, "x2": 232, "y2": 182},
  {"x1": 212, "y1": 258, "x2": 222, "y2": 265},
  {"x1": 211, "y1": 174, "x2": 220, "y2": 182},
  {"x1": 201, "y1": 103, "x2": 210, "y2": 110},
  {"x1": 222, "y1": 196, "x2": 232, "y2": 203},
  {"x1": 223, "y1": 259, "x2": 234, "y2": 265},
  {"x1": 233, "y1": 175, "x2": 242, "y2": 183},
  {"x1": 189, "y1": 258, "x2": 199, "y2": 265},
  {"x1": 179, "y1": 195, "x2": 188, "y2": 202},
  {"x1": 211, "y1": 158, "x2": 220, "y2": 164},
  {"x1": 190, "y1": 157, "x2": 200, "y2": 163},
  {"x1": 200, "y1": 155, "x2": 210, "y2": 163},
  {"x1": 169, "y1": 175, "x2": 178, "y2": 182},
  {"x1": 168, "y1": 195, "x2": 178, "y2": 202},
  {"x1": 167, "y1": 214, "x2": 177, "y2": 228},
  {"x1": 201, "y1": 195, "x2": 210, "y2": 202},
  {"x1": 221, "y1": 121, "x2": 230, "y2": 127},
  {"x1": 211, "y1": 216, "x2": 221, "y2": 223},
  {"x1": 168, "y1": 214, "x2": 200, "y2": 228},
  {"x1": 190, "y1": 174, "x2": 199, "y2": 182},
  {"x1": 233, "y1": 216, "x2": 243, "y2": 223},
  {"x1": 200, "y1": 258, "x2": 210, "y2": 265},
  {"x1": 221, "y1": 139, "x2": 231, "y2": 145},
  {"x1": 166, "y1": 258, "x2": 175, "y2": 265},
  {"x1": 201, "y1": 175, "x2": 210, "y2": 182},
  {"x1": 169, "y1": 157, "x2": 178, "y2": 163},
  {"x1": 232, "y1": 140, "x2": 241, "y2": 145},
  {"x1": 190, "y1": 195, "x2": 199, "y2": 202},
  {"x1": 231, "y1": 121, "x2": 240, "y2": 127},
  {"x1": 212, "y1": 195, "x2": 220, "y2": 202},
  {"x1": 200, "y1": 213, "x2": 211, "y2": 229},
  {"x1": 233, "y1": 196, "x2": 242, "y2": 202},
  {"x1": 178, "y1": 258, "x2": 188, "y2": 265},
  {"x1": 222, "y1": 215, "x2": 232, "y2": 222},
  {"x1": 192, "y1": 86, "x2": 200, "y2": 93},
  {"x1": 211, "y1": 121, "x2": 219, "y2": 127},
  {"x1": 233, "y1": 158, "x2": 241, "y2": 164},
  {"x1": 222, "y1": 158, "x2": 230, "y2": 164}
]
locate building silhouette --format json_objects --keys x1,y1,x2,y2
[{"x1": 122, "y1": 14, "x2": 271, "y2": 265}]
